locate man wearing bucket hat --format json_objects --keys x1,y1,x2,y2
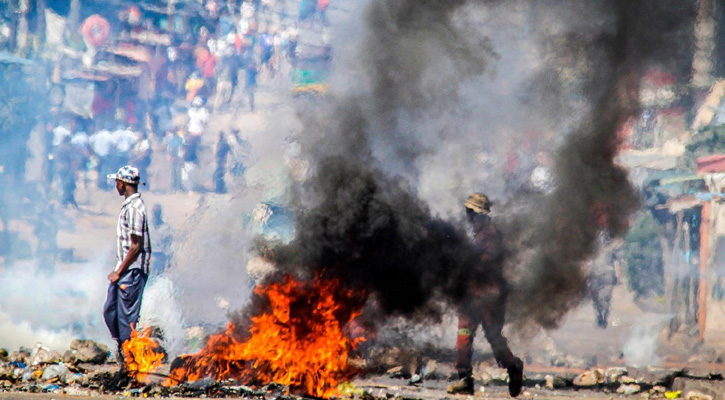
[
  {"x1": 103, "y1": 165, "x2": 151, "y2": 364},
  {"x1": 447, "y1": 193, "x2": 524, "y2": 397}
]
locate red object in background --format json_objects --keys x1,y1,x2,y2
[
  {"x1": 591, "y1": 202, "x2": 613, "y2": 229},
  {"x1": 616, "y1": 116, "x2": 635, "y2": 150},
  {"x1": 642, "y1": 68, "x2": 676, "y2": 87},
  {"x1": 318, "y1": 0, "x2": 330, "y2": 11},
  {"x1": 234, "y1": 33, "x2": 243, "y2": 52},
  {"x1": 92, "y1": 94, "x2": 113, "y2": 118},
  {"x1": 125, "y1": 100, "x2": 138, "y2": 125},
  {"x1": 81, "y1": 15, "x2": 111, "y2": 47},
  {"x1": 696, "y1": 154, "x2": 725, "y2": 175},
  {"x1": 194, "y1": 47, "x2": 217, "y2": 78},
  {"x1": 128, "y1": 6, "x2": 142, "y2": 25}
]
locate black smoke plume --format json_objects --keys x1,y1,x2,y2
[
  {"x1": 250, "y1": 0, "x2": 501, "y2": 323},
  {"x1": 269, "y1": 156, "x2": 485, "y2": 316},
  {"x1": 507, "y1": 0, "x2": 696, "y2": 329},
  {"x1": 247, "y1": 0, "x2": 697, "y2": 333}
]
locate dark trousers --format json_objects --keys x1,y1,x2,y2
[
  {"x1": 455, "y1": 283, "x2": 517, "y2": 377},
  {"x1": 96, "y1": 156, "x2": 109, "y2": 190},
  {"x1": 103, "y1": 269, "x2": 148, "y2": 344}
]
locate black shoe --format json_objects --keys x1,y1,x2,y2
[
  {"x1": 507, "y1": 358, "x2": 524, "y2": 397},
  {"x1": 447, "y1": 376, "x2": 474, "y2": 395}
]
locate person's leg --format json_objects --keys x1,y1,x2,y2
[
  {"x1": 248, "y1": 87, "x2": 255, "y2": 110},
  {"x1": 103, "y1": 283, "x2": 120, "y2": 339},
  {"x1": 480, "y1": 284, "x2": 523, "y2": 397},
  {"x1": 593, "y1": 283, "x2": 614, "y2": 328},
  {"x1": 213, "y1": 167, "x2": 226, "y2": 193},
  {"x1": 96, "y1": 156, "x2": 106, "y2": 190},
  {"x1": 103, "y1": 282, "x2": 122, "y2": 361},
  {"x1": 66, "y1": 179, "x2": 78, "y2": 208},
  {"x1": 454, "y1": 313, "x2": 477, "y2": 378},
  {"x1": 171, "y1": 159, "x2": 181, "y2": 191},
  {"x1": 448, "y1": 309, "x2": 479, "y2": 394},
  {"x1": 116, "y1": 269, "x2": 149, "y2": 343}
]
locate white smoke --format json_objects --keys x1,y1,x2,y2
[
  {"x1": 0, "y1": 254, "x2": 113, "y2": 352},
  {"x1": 139, "y1": 276, "x2": 187, "y2": 358},
  {"x1": 622, "y1": 315, "x2": 670, "y2": 367}
]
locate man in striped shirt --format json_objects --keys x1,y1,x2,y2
[{"x1": 103, "y1": 165, "x2": 152, "y2": 363}]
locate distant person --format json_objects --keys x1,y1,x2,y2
[
  {"x1": 71, "y1": 131, "x2": 92, "y2": 189},
  {"x1": 244, "y1": 59, "x2": 258, "y2": 111},
  {"x1": 587, "y1": 233, "x2": 618, "y2": 329},
  {"x1": 213, "y1": 56, "x2": 234, "y2": 111},
  {"x1": 150, "y1": 204, "x2": 172, "y2": 276},
  {"x1": 213, "y1": 131, "x2": 231, "y2": 193},
  {"x1": 103, "y1": 166, "x2": 152, "y2": 364},
  {"x1": 187, "y1": 97, "x2": 209, "y2": 163},
  {"x1": 54, "y1": 136, "x2": 79, "y2": 208},
  {"x1": 228, "y1": 129, "x2": 250, "y2": 179},
  {"x1": 164, "y1": 130, "x2": 185, "y2": 192},
  {"x1": 282, "y1": 24, "x2": 299, "y2": 65},
  {"x1": 34, "y1": 202, "x2": 59, "y2": 274},
  {"x1": 258, "y1": 28, "x2": 275, "y2": 77},
  {"x1": 130, "y1": 131, "x2": 152, "y2": 188}
]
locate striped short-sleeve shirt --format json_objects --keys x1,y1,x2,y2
[{"x1": 116, "y1": 193, "x2": 152, "y2": 274}]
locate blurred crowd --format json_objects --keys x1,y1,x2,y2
[
  {"x1": 0, "y1": 0, "x2": 332, "y2": 270},
  {"x1": 38, "y1": 0, "x2": 330, "y2": 204}
]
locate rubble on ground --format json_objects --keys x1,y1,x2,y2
[
  {"x1": 0, "y1": 341, "x2": 724, "y2": 399},
  {"x1": 67, "y1": 339, "x2": 109, "y2": 365}
]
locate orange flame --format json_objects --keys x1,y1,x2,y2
[
  {"x1": 166, "y1": 275, "x2": 365, "y2": 398},
  {"x1": 122, "y1": 326, "x2": 165, "y2": 384}
]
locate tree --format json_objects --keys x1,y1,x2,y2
[{"x1": 622, "y1": 211, "x2": 665, "y2": 299}]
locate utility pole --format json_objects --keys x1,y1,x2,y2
[
  {"x1": 697, "y1": 200, "x2": 711, "y2": 341},
  {"x1": 692, "y1": 0, "x2": 715, "y2": 90},
  {"x1": 68, "y1": 0, "x2": 81, "y2": 30},
  {"x1": 36, "y1": 0, "x2": 46, "y2": 48},
  {"x1": 16, "y1": 0, "x2": 29, "y2": 53}
]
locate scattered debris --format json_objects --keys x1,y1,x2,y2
[
  {"x1": 574, "y1": 368, "x2": 605, "y2": 387},
  {"x1": 685, "y1": 391, "x2": 713, "y2": 400},
  {"x1": 544, "y1": 374, "x2": 567, "y2": 389},
  {"x1": 473, "y1": 363, "x2": 509, "y2": 385},
  {"x1": 41, "y1": 363, "x2": 72, "y2": 383},
  {"x1": 617, "y1": 384, "x2": 642, "y2": 395},
  {"x1": 606, "y1": 367, "x2": 629, "y2": 383},
  {"x1": 386, "y1": 366, "x2": 405, "y2": 379},
  {"x1": 67, "y1": 339, "x2": 108, "y2": 365},
  {"x1": 0, "y1": 338, "x2": 723, "y2": 400}
]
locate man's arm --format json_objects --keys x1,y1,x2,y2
[{"x1": 108, "y1": 234, "x2": 143, "y2": 284}]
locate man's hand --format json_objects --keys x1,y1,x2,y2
[{"x1": 108, "y1": 271, "x2": 121, "y2": 284}]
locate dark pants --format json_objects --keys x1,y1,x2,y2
[
  {"x1": 60, "y1": 176, "x2": 77, "y2": 208},
  {"x1": 589, "y1": 272, "x2": 615, "y2": 328},
  {"x1": 213, "y1": 166, "x2": 226, "y2": 193},
  {"x1": 245, "y1": 86, "x2": 256, "y2": 110},
  {"x1": 96, "y1": 156, "x2": 109, "y2": 190},
  {"x1": 455, "y1": 282, "x2": 517, "y2": 377},
  {"x1": 103, "y1": 269, "x2": 148, "y2": 344}
]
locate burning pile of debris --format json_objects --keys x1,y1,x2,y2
[
  {"x1": 2, "y1": 269, "x2": 724, "y2": 399},
  {"x1": 1, "y1": 336, "x2": 723, "y2": 400}
]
